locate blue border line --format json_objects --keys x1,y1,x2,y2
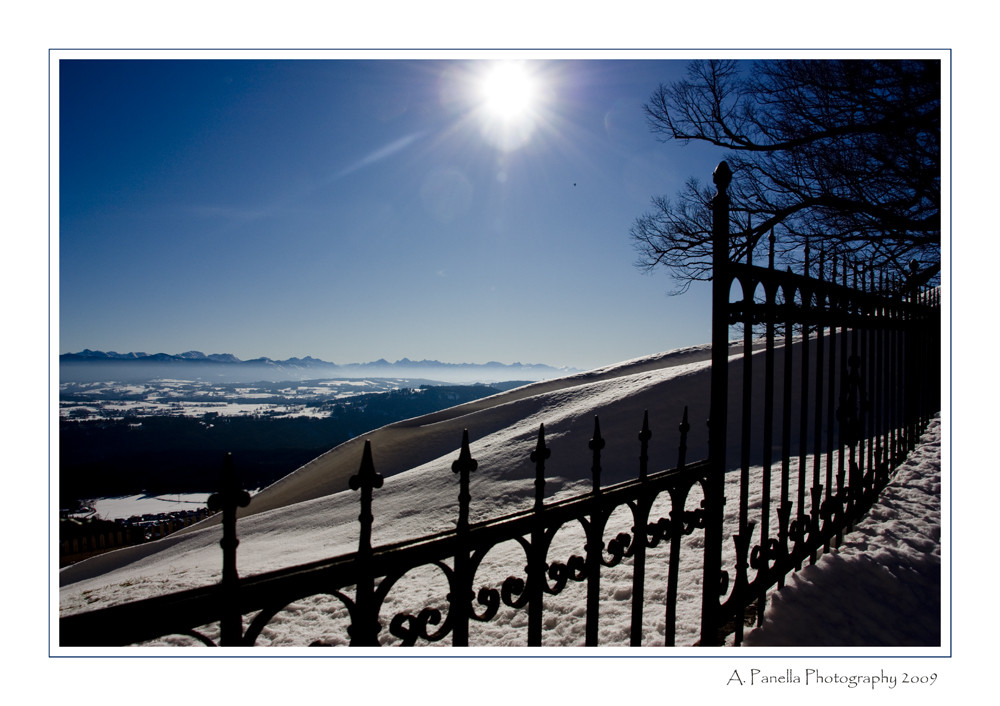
[
  {"x1": 50, "y1": 48, "x2": 952, "y2": 659},
  {"x1": 947, "y1": 50, "x2": 954, "y2": 657},
  {"x1": 48, "y1": 49, "x2": 53, "y2": 659}
]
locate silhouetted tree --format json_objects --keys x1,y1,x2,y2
[{"x1": 631, "y1": 59, "x2": 940, "y2": 292}]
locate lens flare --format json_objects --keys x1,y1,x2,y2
[
  {"x1": 476, "y1": 61, "x2": 543, "y2": 152},
  {"x1": 481, "y1": 62, "x2": 536, "y2": 121}
]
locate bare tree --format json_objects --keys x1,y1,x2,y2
[{"x1": 631, "y1": 59, "x2": 940, "y2": 292}]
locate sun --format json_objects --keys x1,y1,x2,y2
[
  {"x1": 480, "y1": 62, "x2": 537, "y2": 122},
  {"x1": 474, "y1": 61, "x2": 544, "y2": 152}
]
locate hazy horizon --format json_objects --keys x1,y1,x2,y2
[{"x1": 58, "y1": 345, "x2": 583, "y2": 368}]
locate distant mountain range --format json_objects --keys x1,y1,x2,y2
[{"x1": 59, "y1": 349, "x2": 579, "y2": 384}]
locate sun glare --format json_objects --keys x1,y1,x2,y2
[
  {"x1": 481, "y1": 62, "x2": 536, "y2": 121},
  {"x1": 474, "y1": 61, "x2": 544, "y2": 152}
]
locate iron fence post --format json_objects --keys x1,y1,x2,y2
[
  {"x1": 585, "y1": 416, "x2": 605, "y2": 646},
  {"x1": 527, "y1": 424, "x2": 550, "y2": 646},
  {"x1": 349, "y1": 440, "x2": 383, "y2": 646},
  {"x1": 702, "y1": 161, "x2": 731, "y2": 646},
  {"x1": 629, "y1": 411, "x2": 653, "y2": 645},
  {"x1": 451, "y1": 430, "x2": 478, "y2": 646},
  {"x1": 207, "y1": 452, "x2": 251, "y2": 647}
]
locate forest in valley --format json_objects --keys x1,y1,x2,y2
[{"x1": 59, "y1": 383, "x2": 512, "y2": 506}]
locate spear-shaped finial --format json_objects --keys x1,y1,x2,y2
[
  {"x1": 638, "y1": 410, "x2": 652, "y2": 481},
  {"x1": 713, "y1": 160, "x2": 732, "y2": 194},
  {"x1": 678, "y1": 406, "x2": 691, "y2": 470},
  {"x1": 589, "y1": 416, "x2": 605, "y2": 493},
  {"x1": 349, "y1": 440, "x2": 383, "y2": 555},
  {"x1": 531, "y1": 424, "x2": 550, "y2": 511},
  {"x1": 452, "y1": 429, "x2": 478, "y2": 533}
]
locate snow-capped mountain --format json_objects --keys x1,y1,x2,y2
[{"x1": 59, "y1": 350, "x2": 579, "y2": 384}]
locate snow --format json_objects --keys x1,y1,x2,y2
[
  {"x1": 90, "y1": 493, "x2": 212, "y2": 521},
  {"x1": 56, "y1": 342, "x2": 944, "y2": 655},
  {"x1": 742, "y1": 417, "x2": 942, "y2": 647}
]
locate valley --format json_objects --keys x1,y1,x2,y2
[{"x1": 59, "y1": 377, "x2": 527, "y2": 506}]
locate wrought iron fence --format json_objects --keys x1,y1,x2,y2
[
  {"x1": 61, "y1": 415, "x2": 712, "y2": 647},
  {"x1": 59, "y1": 162, "x2": 941, "y2": 648},
  {"x1": 702, "y1": 160, "x2": 941, "y2": 646}
]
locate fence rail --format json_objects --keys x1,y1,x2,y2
[{"x1": 59, "y1": 162, "x2": 941, "y2": 648}]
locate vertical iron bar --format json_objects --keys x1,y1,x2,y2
[
  {"x1": 777, "y1": 276, "x2": 795, "y2": 589},
  {"x1": 734, "y1": 258, "x2": 753, "y2": 644},
  {"x1": 677, "y1": 407, "x2": 690, "y2": 470},
  {"x1": 796, "y1": 241, "x2": 811, "y2": 568},
  {"x1": 639, "y1": 410, "x2": 652, "y2": 480},
  {"x1": 905, "y1": 275, "x2": 917, "y2": 450},
  {"x1": 703, "y1": 160, "x2": 731, "y2": 646},
  {"x1": 528, "y1": 424, "x2": 549, "y2": 646},
  {"x1": 664, "y1": 486, "x2": 684, "y2": 646},
  {"x1": 916, "y1": 286, "x2": 927, "y2": 427},
  {"x1": 451, "y1": 430, "x2": 478, "y2": 647},
  {"x1": 888, "y1": 275, "x2": 896, "y2": 467},
  {"x1": 851, "y1": 265, "x2": 865, "y2": 509},
  {"x1": 732, "y1": 214, "x2": 758, "y2": 647},
  {"x1": 825, "y1": 256, "x2": 838, "y2": 528},
  {"x1": 839, "y1": 261, "x2": 850, "y2": 510},
  {"x1": 893, "y1": 274, "x2": 902, "y2": 465},
  {"x1": 757, "y1": 260, "x2": 776, "y2": 625},
  {"x1": 740, "y1": 251, "x2": 753, "y2": 536},
  {"x1": 630, "y1": 411, "x2": 652, "y2": 645},
  {"x1": 866, "y1": 267, "x2": 878, "y2": 493},
  {"x1": 879, "y1": 271, "x2": 889, "y2": 480},
  {"x1": 348, "y1": 440, "x2": 384, "y2": 646},
  {"x1": 207, "y1": 452, "x2": 251, "y2": 647},
  {"x1": 586, "y1": 417, "x2": 605, "y2": 647},
  {"x1": 663, "y1": 407, "x2": 690, "y2": 645},
  {"x1": 812, "y1": 250, "x2": 827, "y2": 558}
]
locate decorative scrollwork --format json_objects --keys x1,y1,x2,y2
[
  {"x1": 749, "y1": 538, "x2": 780, "y2": 572},
  {"x1": 788, "y1": 514, "x2": 808, "y2": 546},
  {"x1": 471, "y1": 586, "x2": 500, "y2": 622},
  {"x1": 682, "y1": 507, "x2": 705, "y2": 535},
  {"x1": 624, "y1": 519, "x2": 641, "y2": 560},
  {"x1": 646, "y1": 516, "x2": 671, "y2": 548},
  {"x1": 647, "y1": 500, "x2": 704, "y2": 551},
  {"x1": 500, "y1": 574, "x2": 529, "y2": 609},
  {"x1": 388, "y1": 607, "x2": 448, "y2": 646},
  {"x1": 602, "y1": 532, "x2": 632, "y2": 568},
  {"x1": 546, "y1": 554, "x2": 586, "y2": 594},
  {"x1": 646, "y1": 505, "x2": 704, "y2": 550},
  {"x1": 820, "y1": 489, "x2": 848, "y2": 531}
]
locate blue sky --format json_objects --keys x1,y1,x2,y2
[{"x1": 58, "y1": 55, "x2": 724, "y2": 370}]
